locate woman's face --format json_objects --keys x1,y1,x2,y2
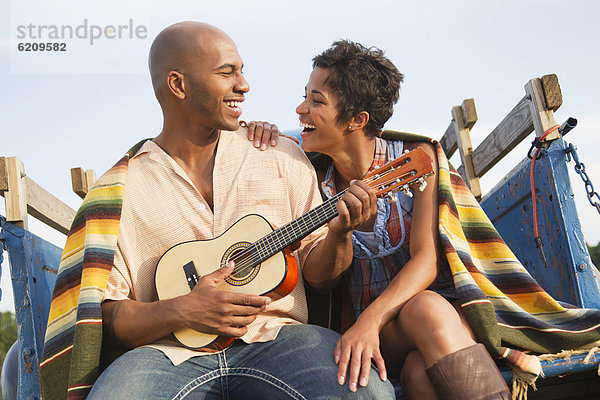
[{"x1": 296, "y1": 67, "x2": 345, "y2": 153}]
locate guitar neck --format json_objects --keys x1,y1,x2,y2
[
  {"x1": 250, "y1": 189, "x2": 347, "y2": 264},
  {"x1": 239, "y1": 147, "x2": 434, "y2": 267}
]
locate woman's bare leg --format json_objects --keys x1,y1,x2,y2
[
  {"x1": 400, "y1": 350, "x2": 439, "y2": 400},
  {"x1": 379, "y1": 290, "x2": 509, "y2": 398},
  {"x1": 395, "y1": 290, "x2": 475, "y2": 365},
  {"x1": 378, "y1": 291, "x2": 477, "y2": 395}
]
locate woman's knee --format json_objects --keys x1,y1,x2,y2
[{"x1": 398, "y1": 291, "x2": 461, "y2": 336}]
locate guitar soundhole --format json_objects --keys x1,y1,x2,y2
[{"x1": 223, "y1": 242, "x2": 260, "y2": 286}]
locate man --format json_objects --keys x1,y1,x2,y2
[{"x1": 41, "y1": 21, "x2": 394, "y2": 399}]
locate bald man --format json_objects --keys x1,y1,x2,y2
[{"x1": 82, "y1": 22, "x2": 395, "y2": 399}]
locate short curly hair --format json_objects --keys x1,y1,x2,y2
[{"x1": 312, "y1": 40, "x2": 403, "y2": 137}]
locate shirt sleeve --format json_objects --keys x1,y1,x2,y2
[{"x1": 103, "y1": 241, "x2": 133, "y2": 302}]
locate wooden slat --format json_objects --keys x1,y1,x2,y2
[
  {"x1": 452, "y1": 105, "x2": 482, "y2": 199},
  {"x1": 70, "y1": 167, "x2": 87, "y2": 198},
  {"x1": 5, "y1": 157, "x2": 28, "y2": 229},
  {"x1": 461, "y1": 98, "x2": 478, "y2": 129},
  {"x1": 71, "y1": 167, "x2": 98, "y2": 199},
  {"x1": 525, "y1": 77, "x2": 560, "y2": 140},
  {"x1": 541, "y1": 74, "x2": 562, "y2": 112},
  {"x1": 0, "y1": 157, "x2": 7, "y2": 192},
  {"x1": 2, "y1": 156, "x2": 75, "y2": 234},
  {"x1": 85, "y1": 170, "x2": 97, "y2": 193},
  {"x1": 439, "y1": 123, "x2": 457, "y2": 157},
  {"x1": 470, "y1": 95, "x2": 534, "y2": 178},
  {"x1": 24, "y1": 176, "x2": 75, "y2": 235},
  {"x1": 439, "y1": 99, "x2": 476, "y2": 159}
]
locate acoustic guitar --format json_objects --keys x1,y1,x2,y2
[{"x1": 155, "y1": 147, "x2": 434, "y2": 350}]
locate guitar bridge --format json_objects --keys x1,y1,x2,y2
[{"x1": 183, "y1": 261, "x2": 200, "y2": 290}]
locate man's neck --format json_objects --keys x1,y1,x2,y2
[
  {"x1": 154, "y1": 123, "x2": 220, "y2": 162},
  {"x1": 153, "y1": 125, "x2": 221, "y2": 211}
]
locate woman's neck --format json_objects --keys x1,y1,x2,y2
[{"x1": 330, "y1": 135, "x2": 377, "y2": 191}]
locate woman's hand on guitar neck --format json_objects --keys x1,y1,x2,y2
[
  {"x1": 328, "y1": 180, "x2": 377, "y2": 237},
  {"x1": 303, "y1": 180, "x2": 377, "y2": 293},
  {"x1": 183, "y1": 261, "x2": 271, "y2": 337}
]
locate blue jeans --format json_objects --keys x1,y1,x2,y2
[{"x1": 88, "y1": 324, "x2": 394, "y2": 399}]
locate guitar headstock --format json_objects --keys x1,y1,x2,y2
[{"x1": 364, "y1": 147, "x2": 435, "y2": 203}]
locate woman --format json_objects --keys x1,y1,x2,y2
[{"x1": 295, "y1": 41, "x2": 510, "y2": 399}]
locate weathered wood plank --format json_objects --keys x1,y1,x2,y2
[
  {"x1": 439, "y1": 99, "x2": 476, "y2": 160},
  {"x1": 470, "y1": 95, "x2": 533, "y2": 178},
  {"x1": 0, "y1": 157, "x2": 7, "y2": 192},
  {"x1": 5, "y1": 157, "x2": 28, "y2": 229},
  {"x1": 525, "y1": 77, "x2": 560, "y2": 140},
  {"x1": 461, "y1": 98, "x2": 478, "y2": 130},
  {"x1": 541, "y1": 73, "x2": 562, "y2": 112},
  {"x1": 71, "y1": 167, "x2": 98, "y2": 199},
  {"x1": 70, "y1": 167, "x2": 87, "y2": 198},
  {"x1": 452, "y1": 105, "x2": 482, "y2": 198},
  {"x1": 85, "y1": 170, "x2": 97, "y2": 193},
  {"x1": 24, "y1": 176, "x2": 75, "y2": 235},
  {"x1": 439, "y1": 123, "x2": 457, "y2": 158}
]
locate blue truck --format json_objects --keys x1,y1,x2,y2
[{"x1": 2, "y1": 74, "x2": 600, "y2": 399}]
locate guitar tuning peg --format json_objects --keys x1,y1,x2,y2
[
  {"x1": 386, "y1": 193, "x2": 397, "y2": 203},
  {"x1": 401, "y1": 185, "x2": 413, "y2": 197},
  {"x1": 418, "y1": 178, "x2": 427, "y2": 192},
  {"x1": 403, "y1": 149, "x2": 410, "y2": 154}
]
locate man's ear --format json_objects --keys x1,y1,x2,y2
[
  {"x1": 349, "y1": 111, "x2": 370, "y2": 131},
  {"x1": 167, "y1": 71, "x2": 186, "y2": 100}
]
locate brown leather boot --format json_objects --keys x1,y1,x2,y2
[{"x1": 425, "y1": 343, "x2": 511, "y2": 400}]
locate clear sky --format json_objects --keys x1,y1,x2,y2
[{"x1": 1, "y1": 0, "x2": 600, "y2": 311}]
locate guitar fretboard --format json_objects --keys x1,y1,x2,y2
[{"x1": 249, "y1": 189, "x2": 347, "y2": 265}]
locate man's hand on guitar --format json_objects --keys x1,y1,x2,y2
[
  {"x1": 328, "y1": 180, "x2": 377, "y2": 237},
  {"x1": 183, "y1": 261, "x2": 271, "y2": 337}
]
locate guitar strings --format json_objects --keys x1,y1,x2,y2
[
  {"x1": 219, "y1": 190, "x2": 346, "y2": 278},
  {"x1": 220, "y1": 169, "x2": 415, "y2": 279},
  {"x1": 224, "y1": 169, "x2": 415, "y2": 278}
]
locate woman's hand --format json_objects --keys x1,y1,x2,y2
[
  {"x1": 334, "y1": 315, "x2": 387, "y2": 392},
  {"x1": 328, "y1": 180, "x2": 377, "y2": 237},
  {"x1": 246, "y1": 121, "x2": 300, "y2": 150}
]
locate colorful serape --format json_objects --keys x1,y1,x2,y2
[
  {"x1": 40, "y1": 131, "x2": 600, "y2": 399},
  {"x1": 379, "y1": 130, "x2": 600, "y2": 384},
  {"x1": 39, "y1": 140, "x2": 147, "y2": 400}
]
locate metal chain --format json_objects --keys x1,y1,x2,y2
[{"x1": 566, "y1": 143, "x2": 600, "y2": 214}]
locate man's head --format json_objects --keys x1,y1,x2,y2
[
  {"x1": 149, "y1": 21, "x2": 249, "y2": 132},
  {"x1": 312, "y1": 40, "x2": 403, "y2": 137}
]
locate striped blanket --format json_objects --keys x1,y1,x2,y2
[
  {"x1": 40, "y1": 133, "x2": 600, "y2": 399},
  {"x1": 380, "y1": 130, "x2": 600, "y2": 385},
  {"x1": 40, "y1": 140, "x2": 146, "y2": 400}
]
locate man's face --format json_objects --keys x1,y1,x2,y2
[{"x1": 185, "y1": 35, "x2": 249, "y2": 132}]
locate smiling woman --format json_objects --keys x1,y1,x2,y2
[{"x1": 293, "y1": 40, "x2": 512, "y2": 399}]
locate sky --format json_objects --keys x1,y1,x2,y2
[{"x1": 1, "y1": 0, "x2": 600, "y2": 312}]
